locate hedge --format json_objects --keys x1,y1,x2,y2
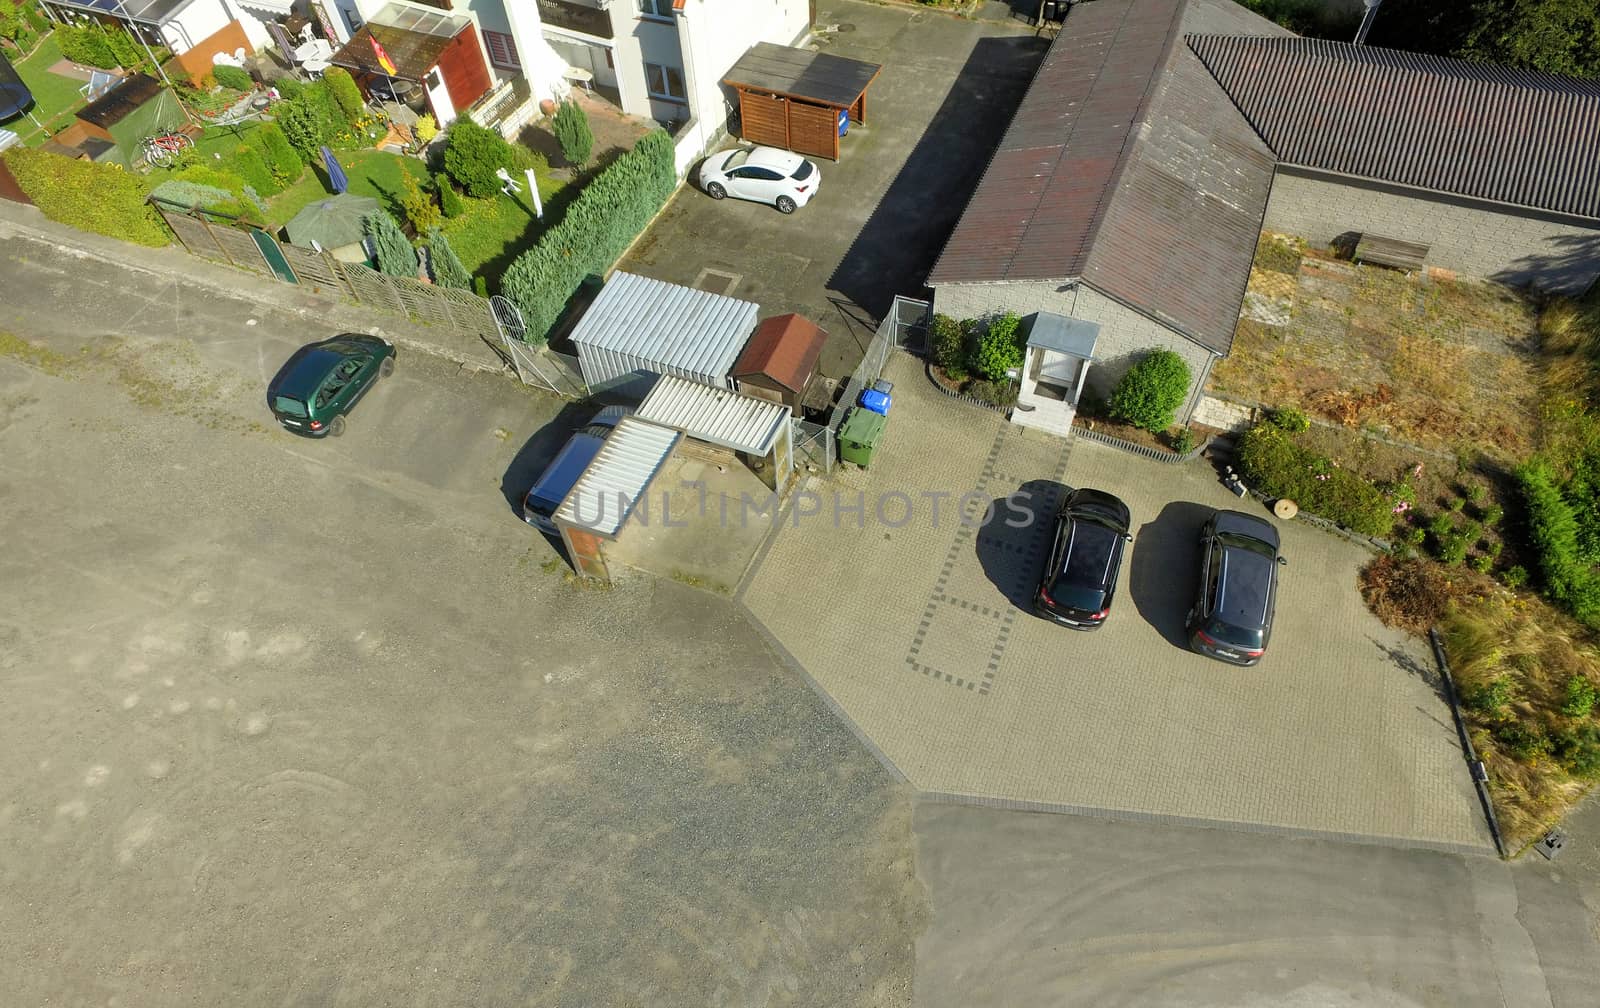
[
  {"x1": 501, "y1": 130, "x2": 675, "y2": 342},
  {"x1": 1517, "y1": 459, "x2": 1600, "y2": 629},
  {"x1": 1235, "y1": 424, "x2": 1397, "y2": 537},
  {"x1": 2, "y1": 148, "x2": 168, "y2": 247}
]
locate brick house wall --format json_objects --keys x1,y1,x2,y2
[
  {"x1": 1265, "y1": 166, "x2": 1600, "y2": 295},
  {"x1": 930, "y1": 279, "x2": 1220, "y2": 422}
]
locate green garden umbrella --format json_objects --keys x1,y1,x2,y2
[{"x1": 283, "y1": 193, "x2": 381, "y2": 251}]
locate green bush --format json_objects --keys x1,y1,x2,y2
[
  {"x1": 1464, "y1": 674, "x2": 1516, "y2": 715},
  {"x1": 966, "y1": 379, "x2": 1018, "y2": 408},
  {"x1": 1517, "y1": 459, "x2": 1600, "y2": 629},
  {"x1": 1108, "y1": 349, "x2": 1191, "y2": 433},
  {"x1": 968, "y1": 312, "x2": 1023, "y2": 381},
  {"x1": 252, "y1": 123, "x2": 303, "y2": 183},
  {"x1": 1269, "y1": 407, "x2": 1310, "y2": 433},
  {"x1": 323, "y1": 66, "x2": 364, "y2": 123},
  {"x1": 1493, "y1": 722, "x2": 1551, "y2": 760},
  {"x1": 364, "y1": 210, "x2": 417, "y2": 278},
  {"x1": 1405, "y1": 526, "x2": 1427, "y2": 546},
  {"x1": 212, "y1": 65, "x2": 253, "y2": 92},
  {"x1": 929, "y1": 314, "x2": 968, "y2": 372},
  {"x1": 1428, "y1": 512, "x2": 1455, "y2": 538},
  {"x1": 1234, "y1": 424, "x2": 1396, "y2": 537},
  {"x1": 501, "y1": 130, "x2": 675, "y2": 342},
  {"x1": 1502, "y1": 565, "x2": 1529, "y2": 589},
  {"x1": 435, "y1": 172, "x2": 464, "y2": 218},
  {"x1": 1439, "y1": 532, "x2": 1470, "y2": 566},
  {"x1": 442, "y1": 118, "x2": 516, "y2": 197},
  {"x1": 1552, "y1": 724, "x2": 1600, "y2": 778},
  {"x1": 1482, "y1": 504, "x2": 1505, "y2": 527},
  {"x1": 552, "y1": 99, "x2": 594, "y2": 166},
  {"x1": 426, "y1": 227, "x2": 470, "y2": 289},
  {"x1": 1562, "y1": 674, "x2": 1599, "y2": 718},
  {"x1": 473, "y1": 276, "x2": 489, "y2": 297},
  {"x1": 104, "y1": 25, "x2": 143, "y2": 69},
  {"x1": 228, "y1": 144, "x2": 278, "y2": 196},
  {"x1": 56, "y1": 23, "x2": 117, "y2": 69},
  {"x1": 153, "y1": 165, "x2": 264, "y2": 222},
  {"x1": 398, "y1": 171, "x2": 440, "y2": 234},
  {"x1": 274, "y1": 82, "x2": 345, "y2": 162},
  {"x1": 2, "y1": 147, "x2": 167, "y2": 247},
  {"x1": 1447, "y1": 496, "x2": 1466, "y2": 512},
  {"x1": 272, "y1": 76, "x2": 304, "y2": 101},
  {"x1": 1169, "y1": 427, "x2": 1196, "y2": 455}
]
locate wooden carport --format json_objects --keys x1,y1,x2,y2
[{"x1": 722, "y1": 42, "x2": 882, "y2": 162}]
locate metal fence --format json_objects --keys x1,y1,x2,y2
[
  {"x1": 792, "y1": 418, "x2": 836, "y2": 475},
  {"x1": 153, "y1": 202, "x2": 502, "y2": 350},
  {"x1": 826, "y1": 295, "x2": 931, "y2": 438}
]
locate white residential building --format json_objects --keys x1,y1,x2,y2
[{"x1": 497, "y1": 0, "x2": 811, "y2": 173}]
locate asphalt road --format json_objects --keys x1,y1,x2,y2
[{"x1": 3, "y1": 193, "x2": 1599, "y2": 1005}]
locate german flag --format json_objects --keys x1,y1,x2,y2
[{"x1": 369, "y1": 35, "x2": 398, "y2": 76}]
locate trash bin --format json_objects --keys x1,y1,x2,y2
[
  {"x1": 871, "y1": 379, "x2": 894, "y2": 396},
  {"x1": 838, "y1": 407, "x2": 887, "y2": 467},
  {"x1": 859, "y1": 386, "x2": 891, "y2": 416}
]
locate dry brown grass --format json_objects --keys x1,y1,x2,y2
[
  {"x1": 1358, "y1": 555, "x2": 1497, "y2": 636},
  {"x1": 1442, "y1": 596, "x2": 1600, "y2": 852}
]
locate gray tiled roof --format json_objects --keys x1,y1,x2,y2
[
  {"x1": 928, "y1": 0, "x2": 1286, "y2": 355},
  {"x1": 1188, "y1": 35, "x2": 1600, "y2": 222}
]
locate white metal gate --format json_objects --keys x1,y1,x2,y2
[{"x1": 493, "y1": 296, "x2": 585, "y2": 398}]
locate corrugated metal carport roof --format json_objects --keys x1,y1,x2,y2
[
  {"x1": 638, "y1": 375, "x2": 790, "y2": 455},
  {"x1": 570, "y1": 272, "x2": 760, "y2": 384},
  {"x1": 554, "y1": 418, "x2": 682, "y2": 539}
]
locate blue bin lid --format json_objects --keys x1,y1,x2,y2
[{"x1": 859, "y1": 388, "x2": 891, "y2": 414}]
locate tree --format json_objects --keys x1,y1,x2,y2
[
  {"x1": 427, "y1": 227, "x2": 471, "y2": 289},
  {"x1": 364, "y1": 210, "x2": 417, "y2": 278},
  {"x1": 969, "y1": 312, "x2": 1024, "y2": 381},
  {"x1": 399, "y1": 171, "x2": 441, "y2": 233},
  {"x1": 442, "y1": 118, "x2": 516, "y2": 197},
  {"x1": 434, "y1": 172, "x2": 464, "y2": 218},
  {"x1": 928, "y1": 313, "x2": 970, "y2": 375},
  {"x1": 1459, "y1": 0, "x2": 1600, "y2": 78},
  {"x1": 1108, "y1": 348, "x2": 1191, "y2": 432},
  {"x1": 552, "y1": 99, "x2": 594, "y2": 166}
]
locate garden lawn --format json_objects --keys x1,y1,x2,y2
[
  {"x1": 9, "y1": 35, "x2": 89, "y2": 145},
  {"x1": 439, "y1": 172, "x2": 567, "y2": 290},
  {"x1": 265, "y1": 148, "x2": 425, "y2": 229}
]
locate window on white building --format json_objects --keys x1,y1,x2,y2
[
  {"x1": 644, "y1": 61, "x2": 686, "y2": 103},
  {"x1": 482, "y1": 30, "x2": 520, "y2": 71},
  {"x1": 638, "y1": 0, "x2": 675, "y2": 20}
]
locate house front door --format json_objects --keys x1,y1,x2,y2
[{"x1": 425, "y1": 66, "x2": 456, "y2": 126}]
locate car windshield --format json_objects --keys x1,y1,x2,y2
[
  {"x1": 1205, "y1": 615, "x2": 1266, "y2": 650},
  {"x1": 791, "y1": 160, "x2": 814, "y2": 180},
  {"x1": 724, "y1": 149, "x2": 751, "y2": 171},
  {"x1": 273, "y1": 395, "x2": 308, "y2": 418}
]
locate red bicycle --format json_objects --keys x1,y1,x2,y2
[{"x1": 141, "y1": 128, "x2": 194, "y2": 167}]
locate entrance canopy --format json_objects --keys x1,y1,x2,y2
[
  {"x1": 45, "y1": 0, "x2": 196, "y2": 26},
  {"x1": 331, "y1": 2, "x2": 470, "y2": 82},
  {"x1": 1024, "y1": 312, "x2": 1099, "y2": 359},
  {"x1": 723, "y1": 42, "x2": 882, "y2": 161},
  {"x1": 638, "y1": 374, "x2": 790, "y2": 456}
]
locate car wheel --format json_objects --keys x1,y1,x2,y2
[
  {"x1": 328, "y1": 414, "x2": 347, "y2": 437},
  {"x1": 706, "y1": 182, "x2": 726, "y2": 200},
  {"x1": 775, "y1": 195, "x2": 797, "y2": 214},
  {"x1": 379, "y1": 356, "x2": 395, "y2": 379}
]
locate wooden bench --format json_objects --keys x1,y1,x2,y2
[{"x1": 1353, "y1": 233, "x2": 1430, "y2": 271}]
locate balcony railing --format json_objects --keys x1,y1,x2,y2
[{"x1": 536, "y1": 0, "x2": 613, "y2": 39}]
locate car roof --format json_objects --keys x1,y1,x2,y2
[
  {"x1": 746, "y1": 146, "x2": 806, "y2": 172},
  {"x1": 1216, "y1": 545, "x2": 1274, "y2": 628},
  {"x1": 1064, "y1": 487, "x2": 1130, "y2": 529},
  {"x1": 1212, "y1": 509, "x2": 1280, "y2": 550},
  {"x1": 268, "y1": 345, "x2": 345, "y2": 399},
  {"x1": 1058, "y1": 517, "x2": 1120, "y2": 588}
]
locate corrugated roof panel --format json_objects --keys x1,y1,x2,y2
[
  {"x1": 553, "y1": 418, "x2": 682, "y2": 539},
  {"x1": 637, "y1": 375, "x2": 790, "y2": 455},
  {"x1": 1189, "y1": 34, "x2": 1600, "y2": 220},
  {"x1": 570, "y1": 272, "x2": 760, "y2": 384}
]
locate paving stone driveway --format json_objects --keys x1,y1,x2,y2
[{"x1": 743, "y1": 353, "x2": 1491, "y2": 851}]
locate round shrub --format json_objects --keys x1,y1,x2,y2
[
  {"x1": 1108, "y1": 349, "x2": 1191, "y2": 433},
  {"x1": 969, "y1": 312, "x2": 1023, "y2": 381},
  {"x1": 929, "y1": 313, "x2": 969, "y2": 374},
  {"x1": 552, "y1": 99, "x2": 594, "y2": 166},
  {"x1": 324, "y1": 66, "x2": 364, "y2": 124},
  {"x1": 1270, "y1": 407, "x2": 1310, "y2": 433},
  {"x1": 442, "y1": 118, "x2": 516, "y2": 197},
  {"x1": 229, "y1": 144, "x2": 277, "y2": 195},
  {"x1": 212, "y1": 65, "x2": 254, "y2": 92},
  {"x1": 435, "y1": 172, "x2": 464, "y2": 218}
]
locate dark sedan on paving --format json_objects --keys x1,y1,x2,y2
[
  {"x1": 267, "y1": 334, "x2": 395, "y2": 437},
  {"x1": 1186, "y1": 509, "x2": 1288, "y2": 665},
  {"x1": 1034, "y1": 488, "x2": 1134, "y2": 629}
]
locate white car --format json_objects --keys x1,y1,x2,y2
[{"x1": 697, "y1": 145, "x2": 821, "y2": 214}]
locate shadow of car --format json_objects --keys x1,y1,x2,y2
[
  {"x1": 1127, "y1": 499, "x2": 1215, "y2": 648},
  {"x1": 976, "y1": 478, "x2": 1068, "y2": 611}
]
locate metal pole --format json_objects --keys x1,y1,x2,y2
[
  {"x1": 1353, "y1": 0, "x2": 1382, "y2": 44},
  {"x1": 110, "y1": 0, "x2": 194, "y2": 124}
]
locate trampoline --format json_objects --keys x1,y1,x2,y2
[{"x1": 0, "y1": 49, "x2": 35, "y2": 122}]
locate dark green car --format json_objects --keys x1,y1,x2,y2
[{"x1": 267, "y1": 334, "x2": 395, "y2": 437}]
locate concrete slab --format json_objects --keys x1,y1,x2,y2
[
  {"x1": 606, "y1": 452, "x2": 779, "y2": 595},
  {"x1": 619, "y1": 0, "x2": 1047, "y2": 379},
  {"x1": 742, "y1": 352, "x2": 1491, "y2": 850}
]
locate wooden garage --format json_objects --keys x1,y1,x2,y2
[{"x1": 722, "y1": 42, "x2": 882, "y2": 162}]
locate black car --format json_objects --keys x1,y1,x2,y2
[
  {"x1": 1034, "y1": 488, "x2": 1134, "y2": 629},
  {"x1": 267, "y1": 334, "x2": 395, "y2": 437},
  {"x1": 1187, "y1": 509, "x2": 1288, "y2": 665}
]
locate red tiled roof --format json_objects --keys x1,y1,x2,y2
[{"x1": 733, "y1": 314, "x2": 827, "y2": 393}]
